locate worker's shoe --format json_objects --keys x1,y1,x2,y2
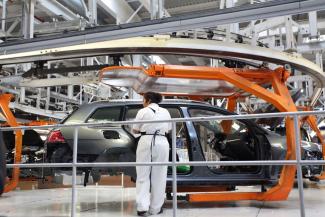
[
  {"x1": 149, "y1": 207, "x2": 163, "y2": 215},
  {"x1": 137, "y1": 211, "x2": 148, "y2": 216}
]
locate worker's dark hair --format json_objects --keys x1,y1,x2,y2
[{"x1": 143, "y1": 92, "x2": 162, "y2": 104}]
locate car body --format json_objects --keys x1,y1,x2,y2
[
  {"x1": 45, "y1": 100, "x2": 322, "y2": 190},
  {"x1": 274, "y1": 126, "x2": 323, "y2": 179}
]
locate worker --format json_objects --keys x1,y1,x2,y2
[{"x1": 132, "y1": 92, "x2": 172, "y2": 216}]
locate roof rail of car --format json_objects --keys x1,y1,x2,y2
[{"x1": 91, "y1": 99, "x2": 210, "y2": 105}]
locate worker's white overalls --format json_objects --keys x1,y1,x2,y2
[{"x1": 133, "y1": 103, "x2": 171, "y2": 214}]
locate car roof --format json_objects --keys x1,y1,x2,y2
[
  {"x1": 87, "y1": 99, "x2": 210, "y2": 107},
  {"x1": 63, "y1": 99, "x2": 214, "y2": 124}
]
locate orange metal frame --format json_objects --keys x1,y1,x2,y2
[
  {"x1": 101, "y1": 65, "x2": 298, "y2": 201},
  {"x1": 0, "y1": 94, "x2": 22, "y2": 193},
  {"x1": 0, "y1": 95, "x2": 55, "y2": 193}
]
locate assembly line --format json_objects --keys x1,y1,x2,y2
[{"x1": 1, "y1": 1, "x2": 325, "y2": 217}]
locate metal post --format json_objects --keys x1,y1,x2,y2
[
  {"x1": 20, "y1": 87, "x2": 25, "y2": 103},
  {"x1": 88, "y1": 0, "x2": 97, "y2": 26},
  {"x1": 21, "y1": 0, "x2": 35, "y2": 39},
  {"x1": 293, "y1": 115, "x2": 306, "y2": 217},
  {"x1": 158, "y1": 0, "x2": 164, "y2": 18},
  {"x1": 79, "y1": 85, "x2": 83, "y2": 105},
  {"x1": 308, "y1": 11, "x2": 318, "y2": 39},
  {"x1": 71, "y1": 127, "x2": 79, "y2": 217},
  {"x1": 285, "y1": 16, "x2": 295, "y2": 50},
  {"x1": 36, "y1": 88, "x2": 41, "y2": 109},
  {"x1": 150, "y1": 0, "x2": 158, "y2": 20},
  {"x1": 171, "y1": 122, "x2": 177, "y2": 217},
  {"x1": 121, "y1": 172, "x2": 124, "y2": 187},
  {"x1": 2, "y1": 0, "x2": 7, "y2": 32},
  {"x1": 46, "y1": 62, "x2": 51, "y2": 110}
]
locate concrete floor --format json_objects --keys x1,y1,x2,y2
[{"x1": 0, "y1": 182, "x2": 325, "y2": 217}]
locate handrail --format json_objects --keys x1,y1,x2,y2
[
  {"x1": 2, "y1": 110, "x2": 325, "y2": 217},
  {"x1": 1, "y1": 110, "x2": 325, "y2": 131}
]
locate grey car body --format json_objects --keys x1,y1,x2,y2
[{"x1": 45, "y1": 100, "x2": 322, "y2": 189}]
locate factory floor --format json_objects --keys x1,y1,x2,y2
[{"x1": 0, "y1": 182, "x2": 324, "y2": 217}]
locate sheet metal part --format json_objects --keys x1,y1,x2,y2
[{"x1": 100, "y1": 67, "x2": 239, "y2": 97}]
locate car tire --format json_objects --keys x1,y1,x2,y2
[
  {"x1": 50, "y1": 146, "x2": 72, "y2": 163},
  {"x1": 0, "y1": 132, "x2": 7, "y2": 196}
]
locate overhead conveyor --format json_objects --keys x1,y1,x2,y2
[
  {"x1": 0, "y1": 35, "x2": 324, "y2": 104},
  {"x1": 0, "y1": 0, "x2": 324, "y2": 54}
]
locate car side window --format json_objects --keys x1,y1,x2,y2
[
  {"x1": 86, "y1": 107, "x2": 121, "y2": 123},
  {"x1": 124, "y1": 106, "x2": 142, "y2": 132}
]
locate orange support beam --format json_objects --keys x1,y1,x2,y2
[
  {"x1": 0, "y1": 94, "x2": 22, "y2": 193},
  {"x1": 147, "y1": 65, "x2": 298, "y2": 201}
]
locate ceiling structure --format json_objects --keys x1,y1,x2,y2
[{"x1": 0, "y1": 0, "x2": 324, "y2": 121}]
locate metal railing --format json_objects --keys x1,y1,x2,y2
[{"x1": 3, "y1": 110, "x2": 325, "y2": 217}]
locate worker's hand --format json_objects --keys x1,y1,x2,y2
[{"x1": 132, "y1": 129, "x2": 140, "y2": 134}]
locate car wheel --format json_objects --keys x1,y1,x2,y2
[
  {"x1": 50, "y1": 146, "x2": 72, "y2": 163},
  {"x1": 0, "y1": 132, "x2": 7, "y2": 196},
  {"x1": 50, "y1": 146, "x2": 73, "y2": 173}
]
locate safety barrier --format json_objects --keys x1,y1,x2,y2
[{"x1": 3, "y1": 110, "x2": 325, "y2": 217}]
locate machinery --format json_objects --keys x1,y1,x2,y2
[{"x1": 98, "y1": 63, "x2": 325, "y2": 202}]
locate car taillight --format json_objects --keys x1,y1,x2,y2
[{"x1": 47, "y1": 130, "x2": 66, "y2": 143}]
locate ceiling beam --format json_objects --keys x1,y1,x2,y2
[
  {"x1": 1, "y1": 0, "x2": 324, "y2": 55},
  {"x1": 36, "y1": 0, "x2": 80, "y2": 21},
  {"x1": 97, "y1": 0, "x2": 141, "y2": 24}
]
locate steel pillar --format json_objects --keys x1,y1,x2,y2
[
  {"x1": 88, "y1": 0, "x2": 97, "y2": 26},
  {"x1": 285, "y1": 16, "x2": 295, "y2": 50},
  {"x1": 23, "y1": 0, "x2": 35, "y2": 39},
  {"x1": 1, "y1": 0, "x2": 6, "y2": 32},
  {"x1": 308, "y1": 11, "x2": 318, "y2": 39}
]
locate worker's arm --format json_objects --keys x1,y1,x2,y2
[{"x1": 133, "y1": 129, "x2": 140, "y2": 134}]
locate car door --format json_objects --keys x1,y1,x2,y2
[{"x1": 183, "y1": 105, "x2": 271, "y2": 185}]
